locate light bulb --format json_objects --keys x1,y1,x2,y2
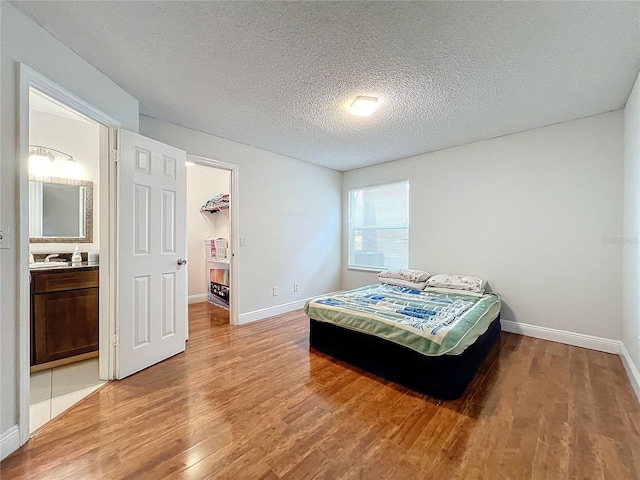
[{"x1": 349, "y1": 96, "x2": 380, "y2": 116}]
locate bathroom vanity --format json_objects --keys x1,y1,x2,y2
[{"x1": 30, "y1": 264, "x2": 99, "y2": 369}]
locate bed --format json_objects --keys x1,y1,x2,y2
[{"x1": 304, "y1": 283, "x2": 501, "y2": 400}]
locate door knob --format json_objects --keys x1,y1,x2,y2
[{"x1": 177, "y1": 259, "x2": 187, "y2": 266}]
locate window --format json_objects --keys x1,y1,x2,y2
[{"x1": 348, "y1": 180, "x2": 409, "y2": 270}]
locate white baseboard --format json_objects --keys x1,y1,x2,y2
[
  {"x1": 1, "y1": 425, "x2": 20, "y2": 461},
  {"x1": 500, "y1": 319, "x2": 621, "y2": 354},
  {"x1": 238, "y1": 298, "x2": 309, "y2": 325},
  {"x1": 188, "y1": 293, "x2": 207, "y2": 305},
  {"x1": 501, "y1": 319, "x2": 640, "y2": 403},
  {"x1": 620, "y1": 342, "x2": 640, "y2": 403}
]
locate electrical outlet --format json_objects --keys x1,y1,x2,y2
[
  {"x1": 272, "y1": 286, "x2": 279, "y2": 296},
  {"x1": 240, "y1": 237, "x2": 247, "y2": 247},
  {"x1": 0, "y1": 225, "x2": 9, "y2": 249},
  {"x1": 293, "y1": 283, "x2": 299, "y2": 292}
]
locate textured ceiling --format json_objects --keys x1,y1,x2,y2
[{"x1": 12, "y1": 1, "x2": 640, "y2": 171}]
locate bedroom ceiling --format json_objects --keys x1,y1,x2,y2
[{"x1": 11, "y1": 1, "x2": 640, "y2": 171}]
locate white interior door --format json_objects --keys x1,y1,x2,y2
[{"x1": 117, "y1": 130, "x2": 187, "y2": 379}]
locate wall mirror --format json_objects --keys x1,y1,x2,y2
[{"x1": 29, "y1": 176, "x2": 93, "y2": 243}]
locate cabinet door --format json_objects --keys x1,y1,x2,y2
[{"x1": 33, "y1": 287, "x2": 99, "y2": 364}]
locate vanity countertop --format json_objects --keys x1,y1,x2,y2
[{"x1": 29, "y1": 262, "x2": 99, "y2": 272}]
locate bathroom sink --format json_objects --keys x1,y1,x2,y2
[{"x1": 30, "y1": 261, "x2": 69, "y2": 269}]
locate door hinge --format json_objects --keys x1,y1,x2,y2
[
  {"x1": 110, "y1": 149, "x2": 120, "y2": 163},
  {"x1": 112, "y1": 334, "x2": 119, "y2": 347}
]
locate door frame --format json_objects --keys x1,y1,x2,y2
[
  {"x1": 187, "y1": 154, "x2": 240, "y2": 326},
  {"x1": 17, "y1": 64, "x2": 121, "y2": 444}
]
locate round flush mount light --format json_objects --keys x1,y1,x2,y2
[{"x1": 349, "y1": 96, "x2": 379, "y2": 116}]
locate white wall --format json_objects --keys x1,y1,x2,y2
[
  {"x1": 623, "y1": 71, "x2": 640, "y2": 396},
  {"x1": 0, "y1": 2, "x2": 138, "y2": 457},
  {"x1": 343, "y1": 112, "x2": 624, "y2": 341},
  {"x1": 187, "y1": 164, "x2": 230, "y2": 300},
  {"x1": 140, "y1": 116, "x2": 342, "y2": 318},
  {"x1": 29, "y1": 110, "x2": 101, "y2": 254}
]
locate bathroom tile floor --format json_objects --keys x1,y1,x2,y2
[{"x1": 29, "y1": 358, "x2": 106, "y2": 433}]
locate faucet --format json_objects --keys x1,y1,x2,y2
[{"x1": 44, "y1": 254, "x2": 59, "y2": 263}]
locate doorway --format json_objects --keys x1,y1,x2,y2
[
  {"x1": 186, "y1": 155, "x2": 239, "y2": 327},
  {"x1": 17, "y1": 65, "x2": 215, "y2": 449},
  {"x1": 18, "y1": 65, "x2": 121, "y2": 443},
  {"x1": 27, "y1": 89, "x2": 106, "y2": 432}
]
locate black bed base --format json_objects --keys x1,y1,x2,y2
[{"x1": 309, "y1": 315, "x2": 501, "y2": 400}]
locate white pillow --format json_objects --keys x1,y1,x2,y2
[
  {"x1": 378, "y1": 269, "x2": 431, "y2": 283},
  {"x1": 380, "y1": 277, "x2": 427, "y2": 290},
  {"x1": 425, "y1": 274, "x2": 486, "y2": 294}
]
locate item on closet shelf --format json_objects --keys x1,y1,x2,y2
[
  {"x1": 72, "y1": 245, "x2": 82, "y2": 265},
  {"x1": 29, "y1": 252, "x2": 35, "y2": 264},
  {"x1": 205, "y1": 237, "x2": 228, "y2": 260},
  {"x1": 214, "y1": 238, "x2": 228, "y2": 260},
  {"x1": 205, "y1": 237, "x2": 217, "y2": 261},
  {"x1": 200, "y1": 194, "x2": 230, "y2": 213},
  {"x1": 88, "y1": 251, "x2": 99, "y2": 265}
]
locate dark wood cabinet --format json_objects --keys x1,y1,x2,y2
[{"x1": 31, "y1": 266, "x2": 99, "y2": 366}]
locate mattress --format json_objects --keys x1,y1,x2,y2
[{"x1": 304, "y1": 284, "x2": 501, "y2": 356}]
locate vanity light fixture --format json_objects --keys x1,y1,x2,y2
[
  {"x1": 29, "y1": 145, "x2": 76, "y2": 163},
  {"x1": 349, "y1": 96, "x2": 379, "y2": 116},
  {"x1": 29, "y1": 146, "x2": 54, "y2": 163}
]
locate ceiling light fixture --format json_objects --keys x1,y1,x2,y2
[
  {"x1": 29, "y1": 145, "x2": 76, "y2": 163},
  {"x1": 349, "y1": 96, "x2": 379, "y2": 116},
  {"x1": 185, "y1": 160, "x2": 195, "y2": 167}
]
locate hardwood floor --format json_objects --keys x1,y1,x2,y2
[{"x1": 2, "y1": 303, "x2": 639, "y2": 479}]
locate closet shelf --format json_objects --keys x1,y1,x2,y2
[{"x1": 200, "y1": 194, "x2": 230, "y2": 213}]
